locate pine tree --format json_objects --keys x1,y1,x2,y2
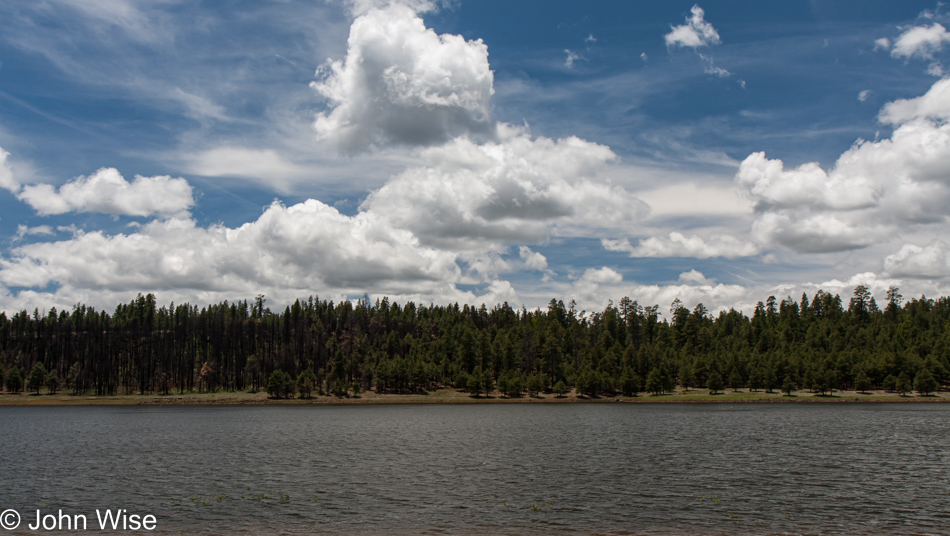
[
  {"x1": 896, "y1": 371, "x2": 912, "y2": 396},
  {"x1": 782, "y1": 375, "x2": 796, "y2": 396},
  {"x1": 854, "y1": 370, "x2": 871, "y2": 394},
  {"x1": 28, "y1": 362, "x2": 47, "y2": 394},
  {"x1": 706, "y1": 371, "x2": 723, "y2": 395},
  {"x1": 914, "y1": 368, "x2": 938, "y2": 396},
  {"x1": 5, "y1": 367, "x2": 22, "y2": 394}
]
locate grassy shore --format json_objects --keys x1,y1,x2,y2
[{"x1": 0, "y1": 386, "x2": 947, "y2": 405}]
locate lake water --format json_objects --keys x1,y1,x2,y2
[{"x1": 1, "y1": 403, "x2": 948, "y2": 535}]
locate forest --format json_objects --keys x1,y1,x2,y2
[{"x1": 0, "y1": 285, "x2": 946, "y2": 398}]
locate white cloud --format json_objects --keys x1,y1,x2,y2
[
  {"x1": 602, "y1": 232, "x2": 759, "y2": 259},
  {"x1": 0, "y1": 148, "x2": 19, "y2": 193},
  {"x1": 360, "y1": 130, "x2": 645, "y2": 251},
  {"x1": 736, "y1": 81, "x2": 950, "y2": 254},
  {"x1": 311, "y1": 3, "x2": 496, "y2": 154},
  {"x1": 564, "y1": 49, "x2": 583, "y2": 68},
  {"x1": 0, "y1": 200, "x2": 461, "y2": 297},
  {"x1": 890, "y1": 23, "x2": 950, "y2": 60},
  {"x1": 580, "y1": 266, "x2": 623, "y2": 285},
  {"x1": 700, "y1": 53, "x2": 731, "y2": 77},
  {"x1": 585, "y1": 34, "x2": 597, "y2": 43},
  {"x1": 884, "y1": 239, "x2": 950, "y2": 278},
  {"x1": 664, "y1": 5, "x2": 721, "y2": 48},
  {"x1": 858, "y1": 89, "x2": 871, "y2": 102},
  {"x1": 17, "y1": 168, "x2": 194, "y2": 217},
  {"x1": 874, "y1": 37, "x2": 891, "y2": 51},
  {"x1": 13, "y1": 225, "x2": 54, "y2": 242},
  {"x1": 678, "y1": 269, "x2": 712, "y2": 285},
  {"x1": 344, "y1": 0, "x2": 445, "y2": 16},
  {"x1": 519, "y1": 246, "x2": 548, "y2": 271},
  {"x1": 879, "y1": 76, "x2": 950, "y2": 124},
  {"x1": 184, "y1": 147, "x2": 314, "y2": 187}
]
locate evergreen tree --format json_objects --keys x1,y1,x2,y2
[
  {"x1": 782, "y1": 375, "x2": 796, "y2": 396},
  {"x1": 882, "y1": 374, "x2": 897, "y2": 392},
  {"x1": 706, "y1": 371, "x2": 723, "y2": 395},
  {"x1": 620, "y1": 367, "x2": 641, "y2": 397},
  {"x1": 679, "y1": 363, "x2": 695, "y2": 392},
  {"x1": 297, "y1": 367, "x2": 318, "y2": 399},
  {"x1": 467, "y1": 367, "x2": 483, "y2": 397},
  {"x1": 748, "y1": 367, "x2": 763, "y2": 392},
  {"x1": 645, "y1": 367, "x2": 664, "y2": 396},
  {"x1": 497, "y1": 374, "x2": 511, "y2": 398},
  {"x1": 728, "y1": 368, "x2": 742, "y2": 392},
  {"x1": 28, "y1": 362, "x2": 47, "y2": 394},
  {"x1": 896, "y1": 371, "x2": 912, "y2": 396},
  {"x1": 914, "y1": 368, "x2": 938, "y2": 396},
  {"x1": 481, "y1": 369, "x2": 494, "y2": 397},
  {"x1": 854, "y1": 370, "x2": 871, "y2": 394},
  {"x1": 45, "y1": 371, "x2": 60, "y2": 395},
  {"x1": 553, "y1": 380, "x2": 567, "y2": 397},
  {"x1": 267, "y1": 370, "x2": 287, "y2": 398},
  {"x1": 5, "y1": 366, "x2": 21, "y2": 394}
]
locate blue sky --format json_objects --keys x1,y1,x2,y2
[{"x1": 1, "y1": 0, "x2": 949, "y2": 315}]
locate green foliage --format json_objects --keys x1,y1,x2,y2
[
  {"x1": 553, "y1": 380, "x2": 567, "y2": 397},
  {"x1": 706, "y1": 371, "x2": 723, "y2": 395},
  {"x1": 266, "y1": 370, "x2": 295, "y2": 399},
  {"x1": 620, "y1": 367, "x2": 641, "y2": 397},
  {"x1": 28, "y1": 362, "x2": 47, "y2": 394},
  {"x1": 782, "y1": 375, "x2": 796, "y2": 396},
  {"x1": 5, "y1": 366, "x2": 22, "y2": 394},
  {"x1": 45, "y1": 371, "x2": 60, "y2": 395},
  {"x1": 678, "y1": 363, "x2": 695, "y2": 391},
  {"x1": 297, "y1": 367, "x2": 318, "y2": 399},
  {"x1": 1, "y1": 284, "x2": 950, "y2": 402},
  {"x1": 645, "y1": 367, "x2": 665, "y2": 396},
  {"x1": 896, "y1": 371, "x2": 912, "y2": 396},
  {"x1": 913, "y1": 369, "x2": 937, "y2": 396},
  {"x1": 481, "y1": 369, "x2": 494, "y2": 397},
  {"x1": 467, "y1": 368, "x2": 483, "y2": 397},
  {"x1": 882, "y1": 374, "x2": 897, "y2": 392},
  {"x1": 854, "y1": 370, "x2": 871, "y2": 393},
  {"x1": 728, "y1": 368, "x2": 742, "y2": 392}
]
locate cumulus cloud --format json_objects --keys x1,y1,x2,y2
[
  {"x1": 878, "y1": 76, "x2": 950, "y2": 124},
  {"x1": 736, "y1": 78, "x2": 950, "y2": 254},
  {"x1": 678, "y1": 269, "x2": 713, "y2": 285},
  {"x1": 884, "y1": 239, "x2": 950, "y2": 278},
  {"x1": 519, "y1": 246, "x2": 548, "y2": 271},
  {"x1": 602, "y1": 232, "x2": 759, "y2": 259},
  {"x1": 311, "y1": 3, "x2": 495, "y2": 154},
  {"x1": 360, "y1": 130, "x2": 646, "y2": 250},
  {"x1": 889, "y1": 23, "x2": 950, "y2": 59},
  {"x1": 665, "y1": 5, "x2": 721, "y2": 48},
  {"x1": 16, "y1": 168, "x2": 194, "y2": 217},
  {"x1": 0, "y1": 200, "x2": 460, "y2": 296}
]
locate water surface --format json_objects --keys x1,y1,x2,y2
[{"x1": 1, "y1": 403, "x2": 948, "y2": 535}]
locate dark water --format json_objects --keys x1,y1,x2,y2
[{"x1": 1, "y1": 403, "x2": 948, "y2": 535}]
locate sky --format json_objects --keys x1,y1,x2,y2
[{"x1": 1, "y1": 0, "x2": 950, "y2": 316}]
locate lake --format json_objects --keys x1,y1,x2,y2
[{"x1": 1, "y1": 403, "x2": 948, "y2": 535}]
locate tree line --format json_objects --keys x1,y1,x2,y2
[{"x1": 0, "y1": 286, "x2": 947, "y2": 398}]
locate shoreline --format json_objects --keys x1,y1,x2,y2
[{"x1": 1, "y1": 387, "x2": 947, "y2": 406}]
